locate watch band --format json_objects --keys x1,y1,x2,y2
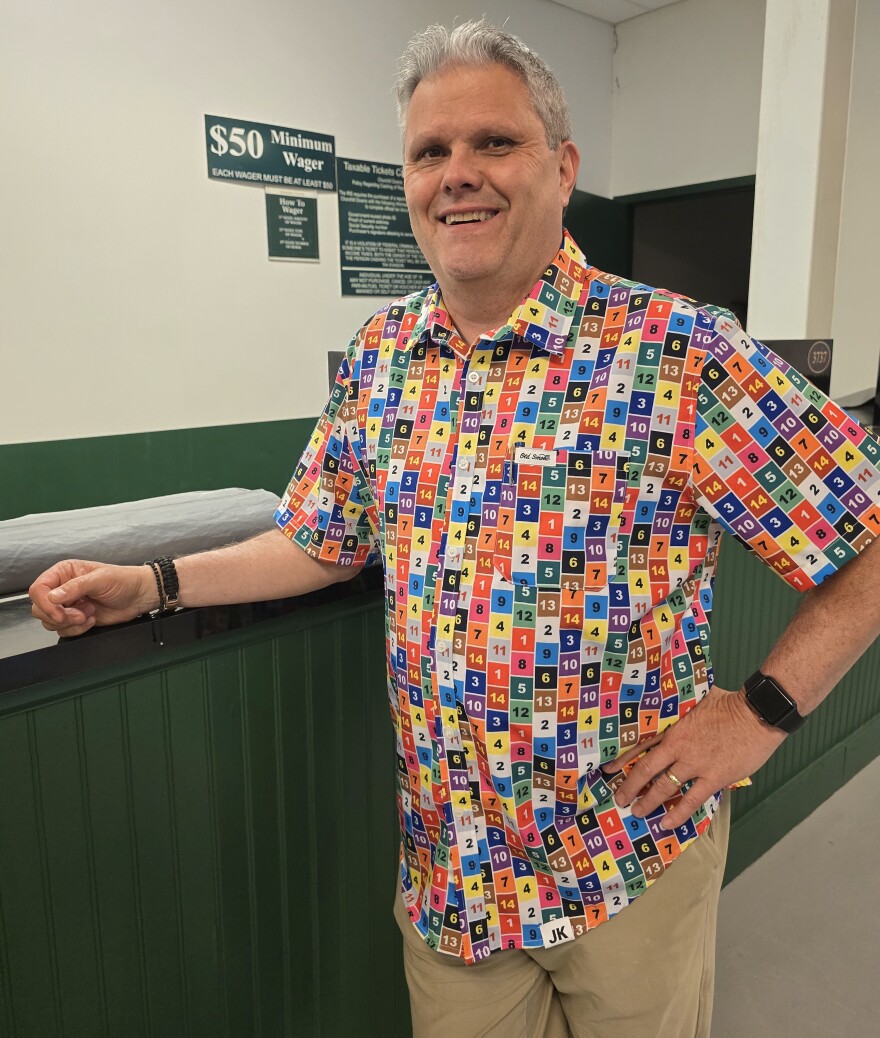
[{"x1": 743, "y1": 671, "x2": 807, "y2": 733}]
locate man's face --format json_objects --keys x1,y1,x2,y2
[{"x1": 403, "y1": 62, "x2": 579, "y2": 305}]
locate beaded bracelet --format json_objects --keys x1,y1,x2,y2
[{"x1": 146, "y1": 560, "x2": 166, "y2": 613}]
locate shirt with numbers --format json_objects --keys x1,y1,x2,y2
[{"x1": 275, "y1": 231, "x2": 880, "y2": 963}]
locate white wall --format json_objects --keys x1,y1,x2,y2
[
  {"x1": 0, "y1": 0, "x2": 613, "y2": 445},
  {"x1": 610, "y1": 0, "x2": 766, "y2": 196},
  {"x1": 831, "y1": 0, "x2": 880, "y2": 401},
  {"x1": 11, "y1": 0, "x2": 870, "y2": 442}
]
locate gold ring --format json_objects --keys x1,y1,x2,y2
[{"x1": 665, "y1": 769, "x2": 683, "y2": 788}]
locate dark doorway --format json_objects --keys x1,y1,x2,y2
[
  {"x1": 629, "y1": 185, "x2": 755, "y2": 323},
  {"x1": 566, "y1": 179, "x2": 756, "y2": 327},
  {"x1": 565, "y1": 189, "x2": 631, "y2": 277}
]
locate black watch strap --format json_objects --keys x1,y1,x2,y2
[{"x1": 743, "y1": 671, "x2": 807, "y2": 733}]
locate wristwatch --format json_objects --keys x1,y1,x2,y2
[{"x1": 743, "y1": 671, "x2": 807, "y2": 733}]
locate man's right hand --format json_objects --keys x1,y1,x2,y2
[
  {"x1": 29, "y1": 560, "x2": 158, "y2": 638},
  {"x1": 29, "y1": 531, "x2": 362, "y2": 639}
]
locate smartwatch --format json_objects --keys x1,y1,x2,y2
[{"x1": 743, "y1": 671, "x2": 807, "y2": 733}]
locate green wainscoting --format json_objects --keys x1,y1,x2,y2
[
  {"x1": 0, "y1": 592, "x2": 408, "y2": 1038},
  {"x1": 0, "y1": 419, "x2": 316, "y2": 521},
  {"x1": 712, "y1": 541, "x2": 880, "y2": 881}
]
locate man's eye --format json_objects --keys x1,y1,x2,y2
[
  {"x1": 417, "y1": 146, "x2": 443, "y2": 161},
  {"x1": 486, "y1": 137, "x2": 513, "y2": 150}
]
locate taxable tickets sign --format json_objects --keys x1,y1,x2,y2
[{"x1": 204, "y1": 115, "x2": 336, "y2": 191}]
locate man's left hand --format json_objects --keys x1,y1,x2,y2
[{"x1": 603, "y1": 687, "x2": 786, "y2": 829}]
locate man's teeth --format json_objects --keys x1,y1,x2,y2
[{"x1": 444, "y1": 211, "x2": 497, "y2": 224}]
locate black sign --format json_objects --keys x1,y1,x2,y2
[
  {"x1": 337, "y1": 156, "x2": 431, "y2": 296},
  {"x1": 266, "y1": 194, "x2": 319, "y2": 261},
  {"x1": 205, "y1": 115, "x2": 336, "y2": 191}
]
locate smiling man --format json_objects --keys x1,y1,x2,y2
[
  {"x1": 29, "y1": 19, "x2": 880, "y2": 1038},
  {"x1": 402, "y1": 60, "x2": 578, "y2": 344}
]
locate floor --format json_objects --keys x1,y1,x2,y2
[{"x1": 711, "y1": 754, "x2": 880, "y2": 1037}]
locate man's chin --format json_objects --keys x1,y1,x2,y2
[{"x1": 435, "y1": 256, "x2": 502, "y2": 287}]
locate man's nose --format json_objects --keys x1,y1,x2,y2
[{"x1": 441, "y1": 146, "x2": 483, "y2": 193}]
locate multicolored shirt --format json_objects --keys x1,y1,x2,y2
[{"x1": 276, "y1": 231, "x2": 880, "y2": 963}]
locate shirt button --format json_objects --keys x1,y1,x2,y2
[
  {"x1": 458, "y1": 458, "x2": 470, "y2": 470},
  {"x1": 467, "y1": 371, "x2": 481, "y2": 384}
]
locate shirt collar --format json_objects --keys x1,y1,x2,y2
[{"x1": 410, "y1": 229, "x2": 589, "y2": 358}]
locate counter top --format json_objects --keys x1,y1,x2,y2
[{"x1": 0, "y1": 567, "x2": 384, "y2": 697}]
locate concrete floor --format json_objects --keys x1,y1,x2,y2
[{"x1": 712, "y1": 754, "x2": 880, "y2": 1037}]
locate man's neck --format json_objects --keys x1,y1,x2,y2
[
  {"x1": 440, "y1": 261, "x2": 551, "y2": 349},
  {"x1": 444, "y1": 293, "x2": 519, "y2": 349}
]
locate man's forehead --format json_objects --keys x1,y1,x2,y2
[
  {"x1": 408, "y1": 61, "x2": 525, "y2": 104},
  {"x1": 404, "y1": 63, "x2": 538, "y2": 139}
]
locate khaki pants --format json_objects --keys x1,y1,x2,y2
[{"x1": 395, "y1": 796, "x2": 730, "y2": 1038}]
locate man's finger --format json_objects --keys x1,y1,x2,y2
[
  {"x1": 33, "y1": 591, "x2": 94, "y2": 626},
  {"x1": 661, "y1": 781, "x2": 714, "y2": 830},
  {"x1": 47, "y1": 576, "x2": 91, "y2": 604},
  {"x1": 30, "y1": 565, "x2": 82, "y2": 622},
  {"x1": 629, "y1": 766, "x2": 692, "y2": 818},
  {"x1": 613, "y1": 744, "x2": 674, "y2": 806},
  {"x1": 601, "y1": 732, "x2": 664, "y2": 774},
  {"x1": 30, "y1": 593, "x2": 66, "y2": 626},
  {"x1": 41, "y1": 616, "x2": 96, "y2": 638}
]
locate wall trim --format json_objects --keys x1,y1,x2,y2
[
  {"x1": 616, "y1": 175, "x2": 757, "y2": 206},
  {"x1": 0, "y1": 418, "x2": 317, "y2": 521}
]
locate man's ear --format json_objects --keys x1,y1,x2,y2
[{"x1": 558, "y1": 140, "x2": 580, "y2": 206}]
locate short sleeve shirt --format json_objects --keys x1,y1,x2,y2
[{"x1": 275, "y1": 232, "x2": 880, "y2": 963}]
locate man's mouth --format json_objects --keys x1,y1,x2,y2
[{"x1": 441, "y1": 210, "x2": 499, "y2": 225}]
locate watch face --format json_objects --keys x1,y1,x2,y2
[{"x1": 748, "y1": 675, "x2": 796, "y2": 725}]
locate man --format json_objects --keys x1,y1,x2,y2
[{"x1": 30, "y1": 20, "x2": 880, "y2": 1038}]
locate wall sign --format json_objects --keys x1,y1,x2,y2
[
  {"x1": 336, "y1": 156, "x2": 431, "y2": 297},
  {"x1": 205, "y1": 115, "x2": 336, "y2": 191},
  {"x1": 266, "y1": 193, "x2": 319, "y2": 261}
]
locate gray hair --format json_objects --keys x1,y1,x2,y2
[{"x1": 395, "y1": 20, "x2": 572, "y2": 149}]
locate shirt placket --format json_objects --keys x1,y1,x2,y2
[{"x1": 429, "y1": 336, "x2": 494, "y2": 962}]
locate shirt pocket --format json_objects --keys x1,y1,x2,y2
[{"x1": 494, "y1": 448, "x2": 630, "y2": 589}]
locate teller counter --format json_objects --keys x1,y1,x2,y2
[{"x1": 1, "y1": 542, "x2": 879, "y2": 1037}]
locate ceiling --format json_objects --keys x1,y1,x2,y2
[{"x1": 548, "y1": 0, "x2": 685, "y2": 25}]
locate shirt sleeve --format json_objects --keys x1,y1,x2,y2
[
  {"x1": 690, "y1": 313, "x2": 880, "y2": 590},
  {"x1": 275, "y1": 335, "x2": 381, "y2": 569}
]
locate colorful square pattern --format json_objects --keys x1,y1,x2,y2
[{"x1": 275, "y1": 232, "x2": 880, "y2": 963}]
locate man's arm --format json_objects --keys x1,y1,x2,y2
[
  {"x1": 608, "y1": 536, "x2": 880, "y2": 829},
  {"x1": 30, "y1": 529, "x2": 361, "y2": 638}
]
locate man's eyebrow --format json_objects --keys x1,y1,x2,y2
[
  {"x1": 407, "y1": 125, "x2": 521, "y2": 152},
  {"x1": 405, "y1": 133, "x2": 436, "y2": 153}
]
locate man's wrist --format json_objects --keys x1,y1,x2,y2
[{"x1": 732, "y1": 687, "x2": 789, "y2": 746}]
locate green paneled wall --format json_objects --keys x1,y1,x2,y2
[
  {"x1": 712, "y1": 541, "x2": 880, "y2": 879},
  {"x1": 0, "y1": 419, "x2": 316, "y2": 521},
  {"x1": 0, "y1": 598, "x2": 409, "y2": 1038}
]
